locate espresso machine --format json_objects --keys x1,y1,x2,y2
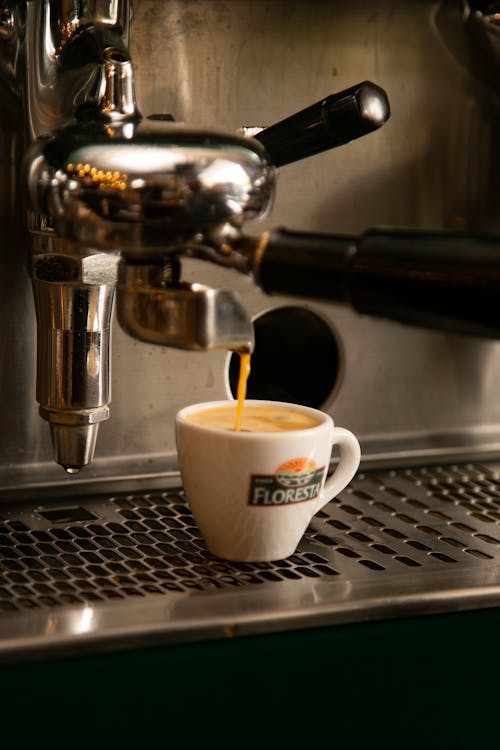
[{"x1": 1, "y1": 1, "x2": 500, "y2": 744}]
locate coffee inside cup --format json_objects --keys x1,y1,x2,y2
[{"x1": 184, "y1": 403, "x2": 322, "y2": 432}]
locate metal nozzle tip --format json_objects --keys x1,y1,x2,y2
[{"x1": 49, "y1": 422, "x2": 101, "y2": 475}]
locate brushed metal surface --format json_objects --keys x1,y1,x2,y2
[{"x1": 1, "y1": 0, "x2": 500, "y2": 489}]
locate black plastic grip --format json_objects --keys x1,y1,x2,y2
[
  {"x1": 258, "y1": 228, "x2": 356, "y2": 301},
  {"x1": 257, "y1": 227, "x2": 500, "y2": 339},
  {"x1": 351, "y1": 229, "x2": 500, "y2": 338},
  {"x1": 254, "y1": 81, "x2": 390, "y2": 167}
]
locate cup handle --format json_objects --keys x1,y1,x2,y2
[{"x1": 316, "y1": 427, "x2": 361, "y2": 512}]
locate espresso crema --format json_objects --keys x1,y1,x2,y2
[{"x1": 185, "y1": 404, "x2": 321, "y2": 432}]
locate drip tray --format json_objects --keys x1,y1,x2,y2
[{"x1": 2, "y1": 460, "x2": 500, "y2": 663}]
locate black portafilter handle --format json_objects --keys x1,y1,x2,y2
[
  {"x1": 253, "y1": 81, "x2": 390, "y2": 167},
  {"x1": 254, "y1": 227, "x2": 500, "y2": 339}
]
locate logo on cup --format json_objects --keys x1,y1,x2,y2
[
  {"x1": 248, "y1": 457, "x2": 325, "y2": 506},
  {"x1": 276, "y1": 457, "x2": 317, "y2": 487}
]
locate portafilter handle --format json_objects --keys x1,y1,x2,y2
[{"x1": 243, "y1": 227, "x2": 500, "y2": 339}]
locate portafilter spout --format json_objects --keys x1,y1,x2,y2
[{"x1": 117, "y1": 262, "x2": 254, "y2": 353}]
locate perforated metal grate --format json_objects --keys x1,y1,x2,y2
[
  {"x1": 309, "y1": 462, "x2": 500, "y2": 572},
  {"x1": 1, "y1": 461, "x2": 500, "y2": 614}
]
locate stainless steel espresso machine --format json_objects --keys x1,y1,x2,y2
[{"x1": 2, "y1": 1, "x2": 500, "y2": 742}]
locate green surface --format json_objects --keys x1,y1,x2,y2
[{"x1": 0, "y1": 607, "x2": 498, "y2": 747}]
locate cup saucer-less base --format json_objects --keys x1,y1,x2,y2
[{"x1": 205, "y1": 539, "x2": 299, "y2": 563}]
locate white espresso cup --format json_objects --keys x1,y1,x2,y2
[{"x1": 175, "y1": 399, "x2": 361, "y2": 562}]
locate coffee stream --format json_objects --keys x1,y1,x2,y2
[
  {"x1": 188, "y1": 352, "x2": 318, "y2": 432},
  {"x1": 235, "y1": 352, "x2": 251, "y2": 431}
]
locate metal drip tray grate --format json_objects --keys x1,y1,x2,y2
[
  {"x1": 2, "y1": 460, "x2": 500, "y2": 662},
  {"x1": 0, "y1": 492, "x2": 341, "y2": 610}
]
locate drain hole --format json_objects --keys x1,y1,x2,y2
[
  {"x1": 228, "y1": 306, "x2": 341, "y2": 407},
  {"x1": 429, "y1": 552, "x2": 457, "y2": 563},
  {"x1": 358, "y1": 559, "x2": 385, "y2": 571},
  {"x1": 394, "y1": 556, "x2": 421, "y2": 567}
]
